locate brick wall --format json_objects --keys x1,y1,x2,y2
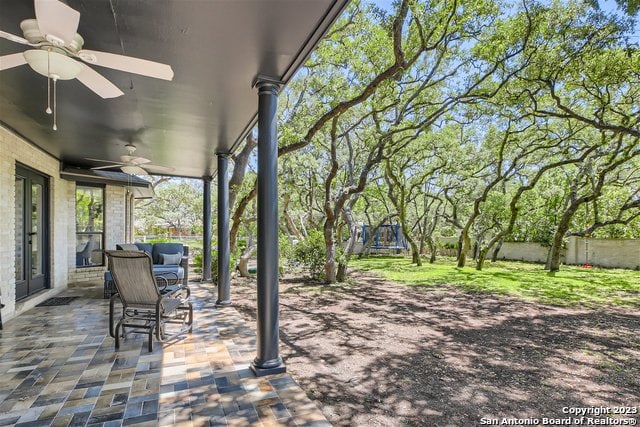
[
  {"x1": 106, "y1": 186, "x2": 127, "y2": 250},
  {"x1": 0, "y1": 125, "x2": 71, "y2": 322},
  {"x1": 0, "y1": 124, "x2": 133, "y2": 322}
]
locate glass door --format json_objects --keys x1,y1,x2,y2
[{"x1": 15, "y1": 165, "x2": 49, "y2": 300}]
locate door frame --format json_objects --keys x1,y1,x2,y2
[{"x1": 15, "y1": 163, "x2": 50, "y2": 301}]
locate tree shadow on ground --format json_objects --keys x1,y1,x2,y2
[{"x1": 232, "y1": 274, "x2": 640, "y2": 426}]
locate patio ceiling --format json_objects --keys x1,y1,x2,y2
[{"x1": 0, "y1": 0, "x2": 348, "y2": 178}]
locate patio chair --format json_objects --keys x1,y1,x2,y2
[
  {"x1": 76, "y1": 239, "x2": 95, "y2": 266},
  {"x1": 106, "y1": 250, "x2": 193, "y2": 352}
]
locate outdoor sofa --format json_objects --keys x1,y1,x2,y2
[{"x1": 103, "y1": 242, "x2": 189, "y2": 298}]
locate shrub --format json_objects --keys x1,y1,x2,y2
[
  {"x1": 292, "y1": 230, "x2": 326, "y2": 278},
  {"x1": 210, "y1": 249, "x2": 238, "y2": 281},
  {"x1": 279, "y1": 234, "x2": 295, "y2": 271},
  {"x1": 192, "y1": 250, "x2": 203, "y2": 274},
  {"x1": 192, "y1": 249, "x2": 235, "y2": 280}
]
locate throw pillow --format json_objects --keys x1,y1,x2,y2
[{"x1": 161, "y1": 253, "x2": 181, "y2": 265}]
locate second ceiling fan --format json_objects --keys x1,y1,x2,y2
[{"x1": 87, "y1": 144, "x2": 175, "y2": 176}]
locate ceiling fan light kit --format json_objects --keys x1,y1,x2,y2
[
  {"x1": 121, "y1": 165, "x2": 142, "y2": 176},
  {"x1": 24, "y1": 49, "x2": 82, "y2": 79},
  {"x1": 1, "y1": 0, "x2": 174, "y2": 131}
]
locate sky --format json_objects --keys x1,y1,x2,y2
[{"x1": 367, "y1": 0, "x2": 639, "y2": 38}]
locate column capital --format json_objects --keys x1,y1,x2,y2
[
  {"x1": 202, "y1": 175, "x2": 214, "y2": 182},
  {"x1": 215, "y1": 151, "x2": 231, "y2": 158},
  {"x1": 252, "y1": 74, "x2": 283, "y2": 91}
]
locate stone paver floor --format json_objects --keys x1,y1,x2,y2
[{"x1": 0, "y1": 283, "x2": 329, "y2": 427}]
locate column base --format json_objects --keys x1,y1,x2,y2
[
  {"x1": 215, "y1": 299, "x2": 232, "y2": 306},
  {"x1": 250, "y1": 359, "x2": 286, "y2": 377}
]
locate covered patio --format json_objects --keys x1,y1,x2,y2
[
  {"x1": 1, "y1": 0, "x2": 350, "y2": 424},
  {"x1": 1, "y1": 0, "x2": 348, "y2": 381},
  {"x1": 0, "y1": 282, "x2": 328, "y2": 426}
]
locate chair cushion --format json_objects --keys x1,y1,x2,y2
[
  {"x1": 153, "y1": 265, "x2": 184, "y2": 279},
  {"x1": 135, "y1": 243, "x2": 153, "y2": 256},
  {"x1": 161, "y1": 253, "x2": 181, "y2": 265},
  {"x1": 151, "y1": 243, "x2": 184, "y2": 265}
]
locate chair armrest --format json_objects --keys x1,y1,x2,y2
[
  {"x1": 109, "y1": 293, "x2": 121, "y2": 338},
  {"x1": 155, "y1": 274, "x2": 169, "y2": 291},
  {"x1": 155, "y1": 272, "x2": 179, "y2": 292},
  {"x1": 180, "y1": 247, "x2": 189, "y2": 287}
]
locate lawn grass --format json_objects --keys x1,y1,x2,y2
[{"x1": 350, "y1": 256, "x2": 640, "y2": 308}]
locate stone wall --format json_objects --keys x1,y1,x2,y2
[
  {"x1": 495, "y1": 242, "x2": 550, "y2": 264},
  {"x1": 565, "y1": 237, "x2": 640, "y2": 270},
  {"x1": 488, "y1": 238, "x2": 638, "y2": 270}
]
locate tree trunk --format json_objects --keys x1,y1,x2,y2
[
  {"x1": 546, "y1": 207, "x2": 576, "y2": 272},
  {"x1": 283, "y1": 197, "x2": 303, "y2": 241},
  {"x1": 491, "y1": 238, "x2": 504, "y2": 262},
  {"x1": 325, "y1": 253, "x2": 337, "y2": 283},
  {"x1": 238, "y1": 256, "x2": 250, "y2": 277},
  {"x1": 237, "y1": 233, "x2": 256, "y2": 278},
  {"x1": 336, "y1": 263, "x2": 348, "y2": 282},
  {"x1": 427, "y1": 236, "x2": 437, "y2": 263},
  {"x1": 298, "y1": 214, "x2": 308, "y2": 238},
  {"x1": 324, "y1": 221, "x2": 337, "y2": 283},
  {"x1": 228, "y1": 135, "x2": 257, "y2": 210},
  {"x1": 230, "y1": 186, "x2": 256, "y2": 252},
  {"x1": 457, "y1": 231, "x2": 470, "y2": 268},
  {"x1": 410, "y1": 241, "x2": 422, "y2": 266},
  {"x1": 336, "y1": 206, "x2": 360, "y2": 282},
  {"x1": 476, "y1": 248, "x2": 489, "y2": 271}
]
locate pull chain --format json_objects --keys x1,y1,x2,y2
[
  {"x1": 46, "y1": 49, "x2": 52, "y2": 115},
  {"x1": 52, "y1": 77, "x2": 57, "y2": 131}
]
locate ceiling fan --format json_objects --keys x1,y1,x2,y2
[
  {"x1": 0, "y1": 0, "x2": 174, "y2": 130},
  {"x1": 87, "y1": 144, "x2": 175, "y2": 176}
]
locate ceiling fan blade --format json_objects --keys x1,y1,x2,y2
[
  {"x1": 121, "y1": 165, "x2": 148, "y2": 175},
  {"x1": 34, "y1": 0, "x2": 80, "y2": 47},
  {"x1": 84, "y1": 157, "x2": 124, "y2": 164},
  {"x1": 78, "y1": 49, "x2": 174, "y2": 81},
  {"x1": 141, "y1": 164, "x2": 175, "y2": 174},
  {"x1": 0, "y1": 30, "x2": 34, "y2": 46},
  {"x1": 0, "y1": 53, "x2": 27, "y2": 71},
  {"x1": 76, "y1": 65, "x2": 124, "y2": 98},
  {"x1": 91, "y1": 164, "x2": 122, "y2": 170}
]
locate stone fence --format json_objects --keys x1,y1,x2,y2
[
  {"x1": 494, "y1": 237, "x2": 639, "y2": 270},
  {"x1": 564, "y1": 237, "x2": 639, "y2": 270},
  {"x1": 356, "y1": 235, "x2": 639, "y2": 270}
]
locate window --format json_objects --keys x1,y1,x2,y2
[{"x1": 76, "y1": 184, "x2": 104, "y2": 267}]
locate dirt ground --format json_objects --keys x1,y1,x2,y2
[{"x1": 231, "y1": 270, "x2": 640, "y2": 427}]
